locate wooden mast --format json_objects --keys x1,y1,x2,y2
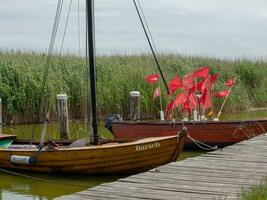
[{"x1": 86, "y1": 0, "x2": 99, "y2": 144}]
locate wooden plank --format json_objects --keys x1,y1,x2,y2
[{"x1": 88, "y1": 185, "x2": 217, "y2": 200}]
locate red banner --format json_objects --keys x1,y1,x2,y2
[{"x1": 144, "y1": 74, "x2": 160, "y2": 84}]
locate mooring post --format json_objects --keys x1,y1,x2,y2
[
  {"x1": 57, "y1": 94, "x2": 69, "y2": 139},
  {"x1": 130, "y1": 91, "x2": 140, "y2": 121},
  {"x1": 0, "y1": 98, "x2": 2, "y2": 134}
]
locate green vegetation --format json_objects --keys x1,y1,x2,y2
[
  {"x1": 237, "y1": 178, "x2": 267, "y2": 200},
  {"x1": 0, "y1": 51, "x2": 267, "y2": 124},
  {"x1": 216, "y1": 178, "x2": 267, "y2": 200}
]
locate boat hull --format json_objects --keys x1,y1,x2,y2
[
  {"x1": 109, "y1": 119, "x2": 267, "y2": 148},
  {"x1": 0, "y1": 134, "x2": 186, "y2": 174}
]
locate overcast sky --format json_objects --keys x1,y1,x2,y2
[{"x1": 0, "y1": 0, "x2": 267, "y2": 59}]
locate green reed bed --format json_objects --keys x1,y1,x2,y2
[{"x1": 0, "y1": 51, "x2": 267, "y2": 123}]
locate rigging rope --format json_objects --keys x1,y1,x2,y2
[
  {"x1": 60, "y1": 0, "x2": 73, "y2": 55},
  {"x1": 41, "y1": 0, "x2": 64, "y2": 93},
  {"x1": 134, "y1": 0, "x2": 184, "y2": 125},
  {"x1": 78, "y1": 0, "x2": 82, "y2": 56},
  {"x1": 136, "y1": 0, "x2": 159, "y2": 55},
  {"x1": 35, "y1": 0, "x2": 64, "y2": 144}
]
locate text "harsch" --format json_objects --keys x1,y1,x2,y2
[{"x1": 135, "y1": 142, "x2": 161, "y2": 152}]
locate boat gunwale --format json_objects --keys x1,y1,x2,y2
[
  {"x1": 0, "y1": 135, "x2": 183, "y2": 152},
  {"x1": 110, "y1": 119, "x2": 267, "y2": 125}
]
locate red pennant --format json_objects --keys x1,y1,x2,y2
[
  {"x1": 182, "y1": 73, "x2": 194, "y2": 90},
  {"x1": 193, "y1": 66, "x2": 210, "y2": 79},
  {"x1": 165, "y1": 100, "x2": 175, "y2": 118},
  {"x1": 214, "y1": 90, "x2": 229, "y2": 98},
  {"x1": 191, "y1": 79, "x2": 205, "y2": 92},
  {"x1": 144, "y1": 74, "x2": 160, "y2": 84},
  {"x1": 200, "y1": 77, "x2": 210, "y2": 94},
  {"x1": 182, "y1": 102, "x2": 191, "y2": 114},
  {"x1": 200, "y1": 88, "x2": 212, "y2": 109},
  {"x1": 168, "y1": 76, "x2": 182, "y2": 94},
  {"x1": 210, "y1": 73, "x2": 218, "y2": 85},
  {"x1": 174, "y1": 93, "x2": 187, "y2": 107},
  {"x1": 199, "y1": 78, "x2": 212, "y2": 109},
  {"x1": 225, "y1": 77, "x2": 236, "y2": 87},
  {"x1": 153, "y1": 87, "x2": 161, "y2": 100},
  {"x1": 188, "y1": 92, "x2": 197, "y2": 110}
]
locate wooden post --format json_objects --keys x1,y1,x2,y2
[
  {"x1": 57, "y1": 94, "x2": 69, "y2": 139},
  {"x1": 130, "y1": 91, "x2": 140, "y2": 121},
  {"x1": 0, "y1": 98, "x2": 2, "y2": 134}
]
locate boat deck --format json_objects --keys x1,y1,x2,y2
[{"x1": 56, "y1": 133, "x2": 267, "y2": 200}]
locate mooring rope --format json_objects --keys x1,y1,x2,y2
[
  {"x1": 0, "y1": 167, "x2": 89, "y2": 188},
  {"x1": 169, "y1": 119, "x2": 217, "y2": 151},
  {"x1": 187, "y1": 133, "x2": 218, "y2": 151}
]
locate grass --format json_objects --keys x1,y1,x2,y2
[
  {"x1": 237, "y1": 178, "x2": 267, "y2": 200},
  {"x1": 0, "y1": 51, "x2": 267, "y2": 124},
  {"x1": 217, "y1": 178, "x2": 267, "y2": 200}
]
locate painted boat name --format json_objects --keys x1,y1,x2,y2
[{"x1": 135, "y1": 142, "x2": 161, "y2": 152}]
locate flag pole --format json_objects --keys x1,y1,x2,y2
[{"x1": 216, "y1": 77, "x2": 236, "y2": 119}]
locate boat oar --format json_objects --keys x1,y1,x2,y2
[{"x1": 216, "y1": 77, "x2": 237, "y2": 119}]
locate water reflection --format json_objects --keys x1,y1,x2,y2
[{"x1": 0, "y1": 170, "x2": 121, "y2": 200}]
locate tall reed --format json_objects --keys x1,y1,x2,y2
[{"x1": 0, "y1": 51, "x2": 266, "y2": 124}]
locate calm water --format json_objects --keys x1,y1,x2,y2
[
  {"x1": 1, "y1": 0, "x2": 267, "y2": 59},
  {"x1": 1, "y1": 109, "x2": 267, "y2": 199}
]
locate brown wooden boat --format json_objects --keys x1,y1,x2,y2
[
  {"x1": 0, "y1": 133, "x2": 186, "y2": 174},
  {"x1": 107, "y1": 119, "x2": 267, "y2": 149}
]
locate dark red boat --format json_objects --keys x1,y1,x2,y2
[{"x1": 106, "y1": 119, "x2": 267, "y2": 149}]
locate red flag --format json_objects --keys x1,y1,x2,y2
[
  {"x1": 188, "y1": 92, "x2": 197, "y2": 110},
  {"x1": 153, "y1": 87, "x2": 161, "y2": 100},
  {"x1": 214, "y1": 90, "x2": 229, "y2": 98},
  {"x1": 200, "y1": 89, "x2": 212, "y2": 109},
  {"x1": 174, "y1": 93, "x2": 187, "y2": 107},
  {"x1": 144, "y1": 74, "x2": 160, "y2": 84},
  {"x1": 168, "y1": 76, "x2": 182, "y2": 94},
  {"x1": 200, "y1": 77, "x2": 210, "y2": 94},
  {"x1": 193, "y1": 66, "x2": 210, "y2": 79},
  {"x1": 165, "y1": 100, "x2": 174, "y2": 118},
  {"x1": 182, "y1": 102, "x2": 191, "y2": 114},
  {"x1": 182, "y1": 73, "x2": 194, "y2": 90},
  {"x1": 192, "y1": 79, "x2": 205, "y2": 92},
  {"x1": 225, "y1": 77, "x2": 235, "y2": 87},
  {"x1": 199, "y1": 78, "x2": 212, "y2": 109},
  {"x1": 210, "y1": 73, "x2": 218, "y2": 85}
]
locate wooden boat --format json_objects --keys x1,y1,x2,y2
[
  {"x1": 0, "y1": 0, "x2": 187, "y2": 174},
  {"x1": 0, "y1": 134, "x2": 186, "y2": 174},
  {"x1": 107, "y1": 119, "x2": 267, "y2": 149}
]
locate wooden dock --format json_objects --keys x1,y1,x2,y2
[{"x1": 57, "y1": 133, "x2": 267, "y2": 200}]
